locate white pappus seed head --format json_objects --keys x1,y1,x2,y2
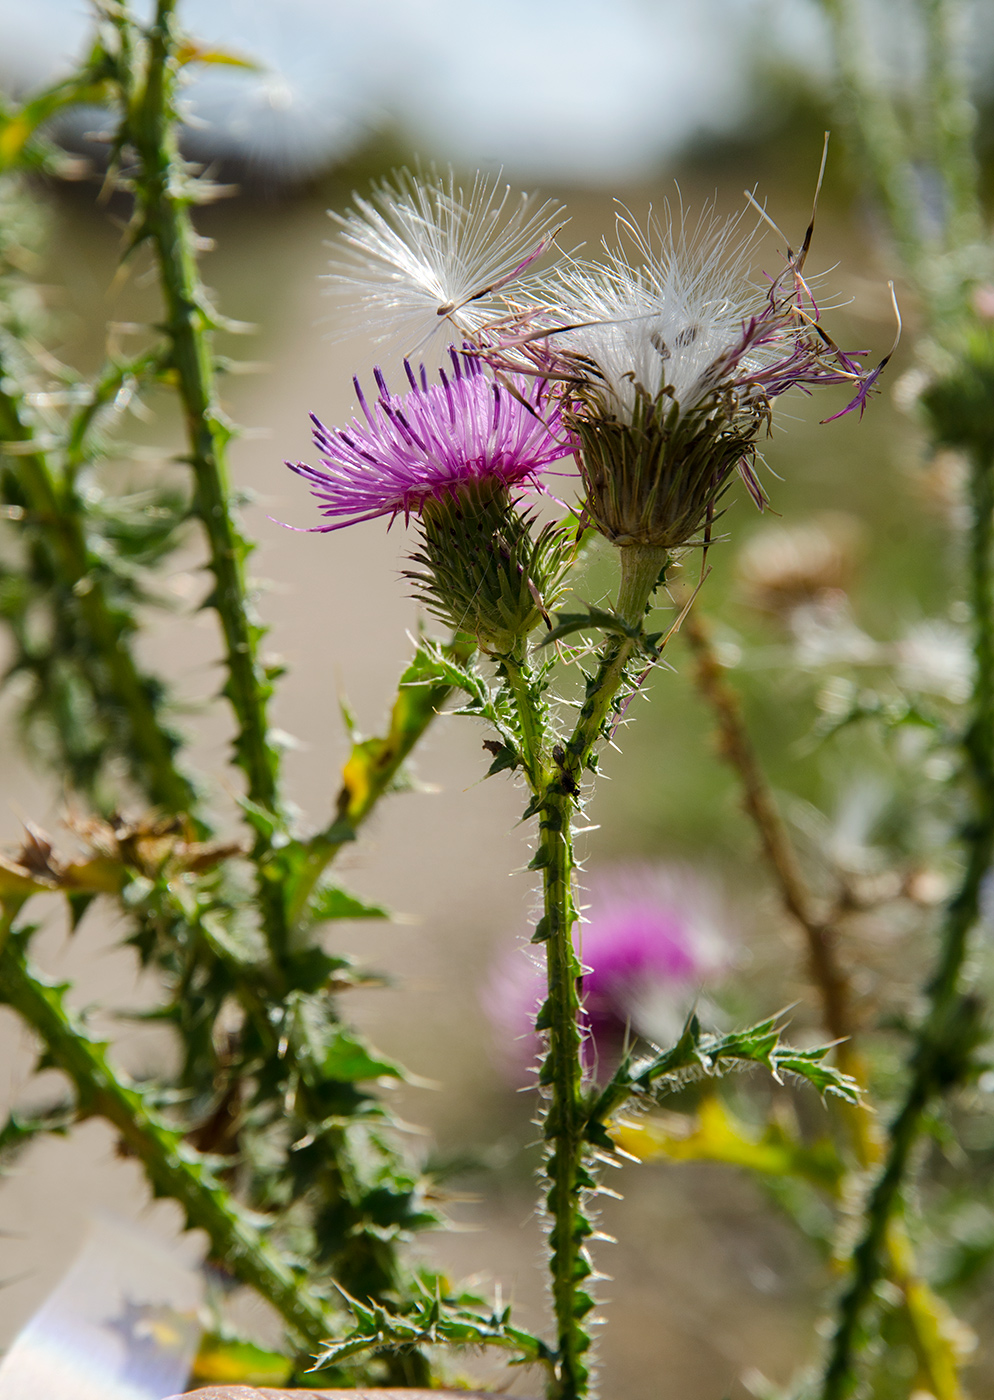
[
  {"x1": 538, "y1": 200, "x2": 762, "y2": 423},
  {"x1": 326, "y1": 166, "x2": 565, "y2": 360}
]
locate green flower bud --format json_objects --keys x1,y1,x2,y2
[{"x1": 405, "y1": 479, "x2": 575, "y2": 654}]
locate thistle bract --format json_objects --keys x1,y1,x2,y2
[
  {"x1": 286, "y1": 350, "x2": 573, "y2": 531},
  {"x1": 406, "y1": 479, "x2": 576, "y2": 654}
]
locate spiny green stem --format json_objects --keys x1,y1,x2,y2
[
  {"x1": 123, "y1": 0, "x2": 286, "y2": 952},
  {"x1": 0, "y1": 931, "x2": 338, "y2": 1354},
  {"x1": 507, "y1": 650, "x2": 590, "y2": 1400},
  {"x1": 507, "y1": 549, "x2": 665, "y2": 1400},
  {"x1": 539, "y1": 784, "x2": 590, "y2": 1400},
  {"x1": 0, "y1": 369, "x2": 195, "y2": 813},
  {"x1": 501, "y1": 648, "x2": 546, "y2": 788},
  {"x1": 562, "y1": 544, "x2": 667, "y2": 788},
  {"x1": 819, "y1": 442, "x2": 994, "y2": 1400}
]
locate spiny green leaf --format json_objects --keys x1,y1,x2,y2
[
  {"x1": 314, "y1": 1282, "x2": 555, "y2": 1372},
  {"x1": 304, "y1": 884, "x2": 389, "y2": 926},
  {"x1": 284, "y1": 991, "x2": 406, "y2": 1084}
]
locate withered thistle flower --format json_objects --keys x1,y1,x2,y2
[
  {"x1": 522, "y1": 201, "x2": 887, "y2": 554},
  {"x1": 326, "y1": 168, "x2": 564, "y2": 361}
]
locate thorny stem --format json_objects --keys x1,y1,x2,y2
[
  {"x1": 505, "y1": 545, "x2": 666, "y2": 1400},
  {"x1": 0, "y1": 369, "x2": 196, "y2": 814},
  {"x1": 500, "y1": 643, "x2": 589, "y2": 1400},
  {"x1": 501, "y1": 647, "x2": 546, "y2": 788},
  {"x1": 540, "y1": 782, "x2": 588, "y2": 1400},
  {"x1": 0, "y1": 930, "x2": 338, "y2": 1353},
  {"x1": 819, "y1": 438, "x2": 994, "y2": 1400},
  {"x1": 123, "y1": 0, "x2": 287, "y2": 956},
  {"x1": 1, "y1": 13, "x2": 464, "y2": 1373},
  {"x1": 561, "y1": 544, "x2": 668, "y2": 785},
  {"x1": 684, "y1": 608, "x2": 968, "y2": 1399}
]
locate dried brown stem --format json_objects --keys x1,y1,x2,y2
[
  {"x1": 682, "y1": 608, "x2": 853, "y2": 1048},
  {"x1": 683, "y1": 605, "x2": 968, "y2": 1398}
]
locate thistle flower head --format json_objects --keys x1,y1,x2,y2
[
  {"x1": 539, "y1": 203, "x2": 760, "y2": 422},
  {"x1": 518, "y1": 201, "x2": 882, "y2": 551},
  {"x1": 286, "y1": 349, "x2": 573, "y2": 532},
  {"x1": 327, "y1": 168, "x2": 564, "y2": 359},
  {"x1": 487, "y1": 865, "x2": 733, "y2": 1079},
  {"x1": 309, "y1": 162, "x2": 889, "y2": 566}
]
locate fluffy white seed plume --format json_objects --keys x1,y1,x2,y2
[
  {"x1": 326, "y1": 167, "x2": 565, "y2": 360},
  {"x1": 537, "y1": 199, "x2": 762, "y2": 422}
]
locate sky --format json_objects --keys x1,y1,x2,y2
[{"x1": 0, "y1": 0, "x2": 830, "y2": 182}]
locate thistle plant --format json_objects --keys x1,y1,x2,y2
[
  {"x1": 290, "y1": 166, "x2": 880, "y2": 1400},
  {"x1": 2, "y1": 3, "x2": 992, "y2": 1399}
]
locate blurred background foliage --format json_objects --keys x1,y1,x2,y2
[{"x1": 1, "y1": 2, "x2": 994, "y2": 1398}]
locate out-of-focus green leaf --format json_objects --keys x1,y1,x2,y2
[
  {"x1": 304, "y1": 884, "x2": 389, "y2": 925},
  {"x1": 283, "y1": 991, "x2": 405, "y2": 1084}
]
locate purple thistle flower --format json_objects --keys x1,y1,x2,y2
[
  {"x1": 286, "y1": 349, "x2": 573, "y2": 531},
  {"x1": 486, "y1": 866, "x2": 733, "y2": 1081}
]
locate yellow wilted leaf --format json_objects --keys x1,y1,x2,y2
[
  {"x1": 611, "y1": 1096, "x2": 842, "y2": 1192},
  {"x1": 174, "y1": 41, "x2": 260, "y2": 70}
]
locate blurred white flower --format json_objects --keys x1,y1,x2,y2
[{"x1": 896, "y1": 619, "x2": 973, "y2": 702}]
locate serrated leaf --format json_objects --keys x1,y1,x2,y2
[
  {"x1": 285, "y1": 991, "x2": 405, "y2": 1084},
  {"x1": 484, "y1": 742, "x2": 520, "y2": 776},
  {"x1": 540, "y1": 605, "x2": 641, "y2": 647},
  {"x1": 314, "y1": 1283, "x2": 555, "y2": 1372},
  {"x1": 588, "y1": 1009, "x2": 861, "y2": 1133},
  {"x1": 305, "y1": 884, "x2": 389, "y2": 925}
]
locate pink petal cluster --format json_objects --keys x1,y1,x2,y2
[{"x1": 286, "y1": 350, "x2": 573, "y2": 531}]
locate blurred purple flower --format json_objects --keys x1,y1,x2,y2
[
  {"x1": 285, "y1": 348, "x2": 572, "y2": 531},
  {"x1": 486, "y1": 865, "x2": 734, "y2": 1080}
]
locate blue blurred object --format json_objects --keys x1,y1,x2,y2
[{"x1": 0, "y1": 1215, "x2": 202, "y2": 1400}]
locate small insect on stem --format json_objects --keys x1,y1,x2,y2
[{"x1": 552, "y1": 743, "x2": 580, "y2": 797}]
